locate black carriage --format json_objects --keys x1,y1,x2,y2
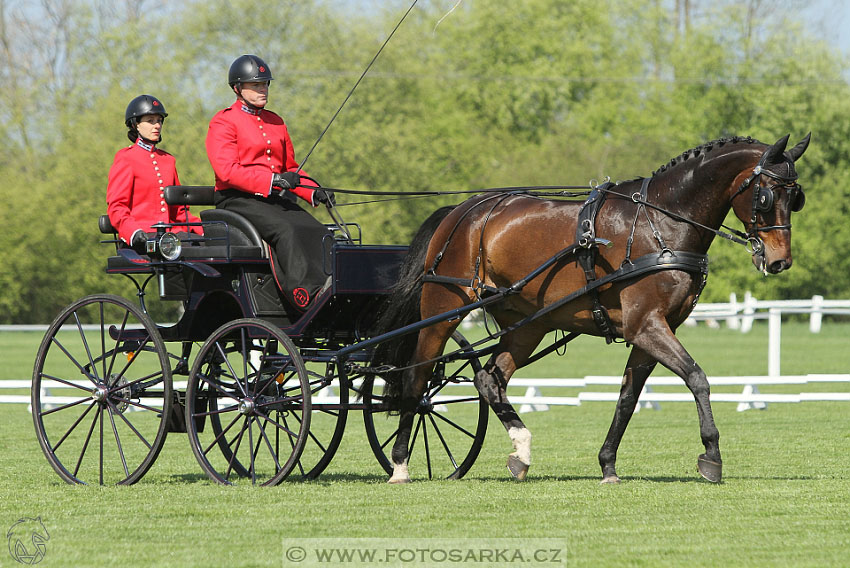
[{"x1": 31, "y1": 186, "x2": 488, "y2": 486}]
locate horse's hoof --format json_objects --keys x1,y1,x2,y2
[
  {"x1": 507, "y1": 455, "x2": 529, "y2": 481},
  {"x1": 387, "y1": 476, "x2": 412, "y2": 484},
  {"x1": 697, "y1": 455, "x2": 722, "y2": 483},
  {"x1": 600, "y1": 475, "x2": 621, "y2": 485}
]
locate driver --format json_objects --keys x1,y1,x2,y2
[
  {"x1": 107, "y1": 94, "x2": 203, "y2": 250},
  {"x1": 205, "y1": 54, "x2": 334, "y2": 309}
]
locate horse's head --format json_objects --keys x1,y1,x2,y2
[{"x1": 730, "y1": 133, "x2": 810, "y2": 274}]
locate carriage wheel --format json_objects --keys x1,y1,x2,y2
[
  {"x1": 362, "y1": 331, "x2": 488, "y2": 480},
  {"x1": 31, "y1": 294, "x2": 172, "y2": 485},
  {"x1": 185, "y1": 319, "x2": 311, "y2": 485},
  {"x1": 290, "y1": 359, "x2": 348, "y2": 480}
]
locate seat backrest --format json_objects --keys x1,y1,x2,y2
[
  {"x1": 99, "y1": 215, "x2": 116, "y2": 234},
  {"x1": 163, "y1": 185, "x2": 215, "y2": 206}
]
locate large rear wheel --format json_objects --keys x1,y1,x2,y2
[
  {"x1": 185, "y1": 319, "x2": 311, "y2": 485},
  {"x1": 362, "y1": 331, "x2": 488, "y2": 480},
  {"x1": 31, "y1": 294, "x2": 172, "y2": 485}
]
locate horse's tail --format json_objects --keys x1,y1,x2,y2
[{"x1": 370, "y1": 205, "x2": 456, "y2": 409}]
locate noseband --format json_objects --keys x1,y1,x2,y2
[{"x1": 730, "y1": 150, "x2": 805, "y2": 254}]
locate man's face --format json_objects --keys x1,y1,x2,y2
[{"x1": 240, "y1": 81, "x2": 269, "y2": 108}]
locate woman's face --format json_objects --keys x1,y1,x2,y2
[
  {"x1": 136, "y1": 114, "x2": 164, "y2": 142},
  {"x1": 240, "y1": 81, "x2": 269, "y2": 108}
]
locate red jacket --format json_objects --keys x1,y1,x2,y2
[
  {"x1": 205, "y1": 101, "x2": 318, "y2": 203},
  {"x1": 107, "y1": 140, "x2": 202, "y2": 244}
]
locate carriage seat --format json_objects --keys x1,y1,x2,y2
[{"x1": 100, "y1": 185, "x2": 267, "y2": 262}]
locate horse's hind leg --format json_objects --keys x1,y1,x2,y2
[
  {"x1": 598, "y1": 347, "x2": 657, "y2": 484},
  {"x1": 474, "y1": 328, "x2": 546, "y2": 481}
]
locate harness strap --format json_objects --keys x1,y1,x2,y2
[{"x1": 575, "y1": 183, "x2": 617, "y2": 343}]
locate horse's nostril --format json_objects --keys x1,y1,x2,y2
[{"x1": 769, "y1": 259, "x2": 791, "y2": 273}]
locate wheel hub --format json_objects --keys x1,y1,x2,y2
[
  {"x1": 91, "y1": 385, "x2": 109, "y2": 403},
  {"x1": 417, "y1": 396, "x2": 434, "y2": 414},
  {"x1": 108, "y1": 374, "x2": 130, "y2": 412},
  {"x1": 238, "y1": 398, "x2": 255, "y2": 415}
]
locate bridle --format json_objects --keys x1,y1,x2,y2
[{"x1": 729, "y1": 150, "x2": 806, "y2": 255}]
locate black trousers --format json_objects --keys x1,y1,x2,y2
[{"x1": 215, "y1": 189, "x2": 331, "y2": 308}]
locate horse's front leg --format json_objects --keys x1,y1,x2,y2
[
  {"x1": 598, "y1": 347, "x2": 657, "y2": 484},
  {"x1": 629, "y1": 319, "x2": 722, "y2": 483}
]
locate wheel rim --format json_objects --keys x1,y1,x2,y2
[
  {"x1": 363, "y1": 331, "x2": 488, "y2": 480},
  {"x1": 185, "y1": 319, "x2": 310, "y2": 486},
  {"x1": 31, "y1": 294, "x2": 171, "y2": 485}
]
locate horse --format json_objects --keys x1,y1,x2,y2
[{"x1": 371, "y1": 133, "x2": 811, "y2": 484}]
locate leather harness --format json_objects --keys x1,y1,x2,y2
[{"x1": 422, "y1": 181, "x2": 709, "y2": 343}]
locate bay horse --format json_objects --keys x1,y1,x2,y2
[{"x1": 372, "y1": 133, "x2": 810, "y2": 484}]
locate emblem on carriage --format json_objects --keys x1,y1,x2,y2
[
  {"x1": 293, "y1": 287, "x2": 310, "y2": 308},
  {"x1": 7, "y1": 517, "x2": 49, "y2": 565}
]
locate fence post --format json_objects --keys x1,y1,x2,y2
[
  {"x1": 810, "y1": 295, "x2": 823, "y2": 333},
  {"x1": 726, "y1": 292, "x2": 740, "y2": 330},
  {"x1": 768, "y1": 308, "x2": 781, "y2": 378},
  {"x1": 741, "y1": 291, "x2": 756, "y2": 333}
]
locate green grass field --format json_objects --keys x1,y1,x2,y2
[{"x1": 1, "y1": 322, "x2": 849, "y2": 567}]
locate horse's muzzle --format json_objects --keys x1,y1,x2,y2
[{"x1": 767, "y1": 258, "x2": 792, "y2": 274}]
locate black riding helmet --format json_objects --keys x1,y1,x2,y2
[
  {"x1": 125, "y1": 94, "x2": 168, "y2": 143},
  {"x1": 228, "y1": 54, "x2": 273, "y2": 88}
]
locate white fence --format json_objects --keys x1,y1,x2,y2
[
  {"x1": 685, "y1": 293, "x2": 850, "y2": 377},
  {"x1": 4, "y1": 295, "x2": 849, "y2": 412}
]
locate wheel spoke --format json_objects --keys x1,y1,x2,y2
[
  {"x1": 73, "y1": 405, "x2": 101, "y2": 478},
  {"x1": 106, "y1": 405, "x2": 130, "y2": 478},
  {"x1": 193, "y1": 404, "x2": 239, "y2": 418},
  {"x1": 248, "y1": 416, "x2": 257, "y2": 485},
  {"x1": 216, "y1": 342, "x2": 247, "y2": 397},
  {"x1": 253, "y1": 408, "x2": 302, "y2": 439},
  {"x1": 430, "y1": 409, "x2": 477, "y2": 439},
  {"x1": 223, "y1": 417, "x2": 249, "y2": 482},
  {"x1": 422, "y1": 417, "x2": 432, "y2": 479},
  {"x1": 38, "y1": 373, "x2": 94, "y2": 392},
  {"x1": 202, "y1": 412, "x2": 243, "y2": 457},
  {"x1": 51, "y1": 402, "x2": 96, "y2": 452},
  {"x1": 74, "y1": 311, "x2": 101, "y2": 384},
  {"x1": 39, "y1": 396, "x2": 91, "y2": 417},
  {"x1": 255, "y1": 417, "x2": 282, "y2": 473},
  {"x1": 49, "y1": 336, "x2": 97, "y2": 386},
  {"x1": 427, "y1": 413, "x2": 459, "y2": 469},
  {"x1": 408, "y1": 415, "x2": 423, "y2": 461},
  {"x1": 107, "y1": 400, "x2": 152, "y2": 450},
  {"x1": 112, "y1": 397, "x2": 165, "y2": 414}
]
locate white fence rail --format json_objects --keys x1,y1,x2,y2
[{"x1": 6, "y1": 374, "x2": 849, "y2": 415}]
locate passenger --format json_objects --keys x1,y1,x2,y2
[
  {"x1": 205, "y1": 54, "x2": 334, "y2": 310},
  {"x1": 107, "y1": 94, "x2": 203, "y2": 252}
]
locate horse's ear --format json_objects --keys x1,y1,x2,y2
[
  {"x1": 764, "y1": 134, "x2": 790, "y2": 164},
  {"x1": 787, "y1": 132, "x2": 811, "y2": 162}
]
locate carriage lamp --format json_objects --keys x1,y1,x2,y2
[
  {"x1": 145, "y1": 223, "x2": 182, "y2": 261},
  {"x1": 158, "y1": 232, "x2": 182, "y2": 261}
]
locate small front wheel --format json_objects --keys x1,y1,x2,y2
[{"x1": 185, "y1": 319, "x2": 311, "y2": 485}]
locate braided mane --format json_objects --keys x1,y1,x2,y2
[{"x1": 653, "y1": 136, "x2": 761, "y2": 176}]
